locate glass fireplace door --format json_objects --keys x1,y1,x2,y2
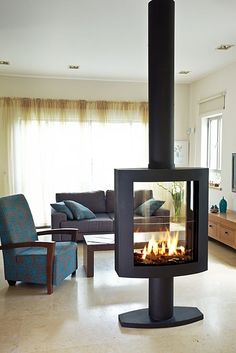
[{"x1": 133, "y1": 181, "x2": 196, "y2": 266}]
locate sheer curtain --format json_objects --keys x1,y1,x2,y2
[{"x1": 0, "y1": 98, "x2": 148, "y2": 226}]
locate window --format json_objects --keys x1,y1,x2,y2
[
  {"x1": 12, "y1": 117, "x2": 148, "y2": 226},
  {"x1": 201, "y1": 114, "x2": 222, "y2": 187},
  {"x1": 207, "y1": 115, "x2": 222, "y2": 170}
]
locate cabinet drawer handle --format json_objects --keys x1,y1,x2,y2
[
  {"x1": 225, "y1": 231, "x2": 229, "y2": 235},
  {"x1": 209, "y1": 225, "x2": 212, "y2": 228}
]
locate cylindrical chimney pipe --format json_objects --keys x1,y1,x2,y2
[{"x1": 148, "y1": 0, "x2": 175, "y2": 169}]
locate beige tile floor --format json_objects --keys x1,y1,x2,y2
[{"x1": 0, "y1": 239, "x2": 235, "y2": 353}]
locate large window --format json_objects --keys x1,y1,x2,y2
[{"x1": 11, "y1": 107, "x2": 148, "y2": 226}]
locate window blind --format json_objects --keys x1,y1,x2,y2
[{"x1": 199, "y1": 93, "x2": 226, "y2": 115}]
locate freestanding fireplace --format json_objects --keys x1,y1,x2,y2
[{"x1": 114, "y1": 0, "x2": 208, "y2": 328}]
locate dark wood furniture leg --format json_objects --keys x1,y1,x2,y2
[{"x1": 83, "y1": 242, "x2": 94, "y2": 277}]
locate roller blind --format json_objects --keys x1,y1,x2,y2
[{"x1": 199, "y1": 93, "x2": 225, "y2": 115}]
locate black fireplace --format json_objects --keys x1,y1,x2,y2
[{"x1": 114, "y1": 0, "x2": 208, "y2": 328}]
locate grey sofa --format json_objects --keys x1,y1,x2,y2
[{"x1": 51, "y1": 190, "x2": 170, "y2": 242}]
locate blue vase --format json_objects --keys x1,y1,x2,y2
[{"x1": 219, "y1": 197, "x2": 227, "y2": 213}]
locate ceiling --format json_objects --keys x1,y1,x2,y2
[{"x1": 1, "y1": 0, "x2": 236, "y2": 84}]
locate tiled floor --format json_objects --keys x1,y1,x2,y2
[{"x1": 0, "y1": 240, "x2": 235, "y2": 353}]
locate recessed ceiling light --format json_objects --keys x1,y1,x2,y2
[
  {"x1": 68, "y1": 65, "x2": 80, "y2": 69},
  {"x1": 178, "y1": 70, "x2": 190, "y2": 75},
  {"x1": 216, "y1": 44, "x2": 234, "y2": 50},
  {"x1": 0, "y1": 60, "x2": 10, "y2": 65}
]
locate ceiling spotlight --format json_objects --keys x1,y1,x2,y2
[
  {"x1": 68, "y1": 65, "x2": 80, "y2": 69},
  {"x1": 216, "y1": 44, "x2": 234, "y2": 50},
  {"x1": 178, "y1": 70, "x2": 190, "y2": 75},
  {"x1": 0, "y1": 60, "x2": 10, "y2": 65}
]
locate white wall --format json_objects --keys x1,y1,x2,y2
[
  {"x1": 0, "y1": 75, "x2": 189, "y2": 139},
  {"x1": 189, "y1": 61, "x2": 236, "y2": 210},
  {"x1": 175, "y1": 84, "x2": 189, "y2": 141},
  {"x1": 0, "y1": 75, "x2": 148, "y2": 101}
]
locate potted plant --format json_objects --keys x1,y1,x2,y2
[{"x1": 157, "y1": 182, "x2": 184, "y2": 222}]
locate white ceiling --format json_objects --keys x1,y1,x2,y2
[{"x1": 1, "y1": 0, "x2": 236, "y2": 83}]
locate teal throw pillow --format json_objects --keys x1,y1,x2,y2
[
  {"x1": 50, "y1": 202, "x2": 74, "y2": 220},
  {"x1": 64, "y1": 200, "x2": 96, "y2": 220},
  {"x1": 134, "y1": 198, "x2": 165, "y2": 217}
]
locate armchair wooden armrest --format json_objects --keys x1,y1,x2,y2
[
  {"x1": 0, "y1": 241, "x2": 55, "y2": 295},
  {"x1": 37, "y1": 228, "x2": 79, "y2": 242}
]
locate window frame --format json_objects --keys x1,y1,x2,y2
[{"x1": 206, "y1": 114, "x2": 222, "y2": 172}]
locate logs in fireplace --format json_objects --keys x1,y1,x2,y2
[{"x1": 114, "y1": 0, "x2": 208, "y2": 328}]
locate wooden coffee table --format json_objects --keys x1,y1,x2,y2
[
  {"x1": 83, "y1": 234, "x2": 115, "y2": 277},
  {"x1": 83, "y1": 233, "x2": 149, "y2": 277}
]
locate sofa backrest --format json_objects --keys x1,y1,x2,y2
[
  {"x1": 105, "y1": 189, "x2": 154, "y2": 213},
  {"x1": 105, "y1": 190, "x2": 115, "y2": 213},
  {"x1": 56, "y1": 191, "x2": 106, "y2": 213},
  {"x1": 56, "y1": 190, "x2": 154, "y2": 214}
]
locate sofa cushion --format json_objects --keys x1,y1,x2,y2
[
  {"x1": 108, "y1": 212, "x2": 115, "y2": 221},
  {"x1": 134, "y1": 190, "x2": 153, "y2": 209},
  {"x1": 106, "y1": 190, "x2": 154, "y2": 212},
  {"x1": 50, "y1": 202, "x2": 74, "y2": 220},
  {"x1": 56, "y1": 191, "x2": 106, "y2": 213},
  {"x1": 60, "y1": 213, "x2": 114, "y2": 233},
  {"x1": 64, "y1": 200, "x2": 96, "y2": 220},
  {"x1": 106, "y1": 190, "x2": 115, "y2": 213},
  {"x1": 152, "y1": 207, "x2": 170, "y2": 217},
  {"x1": 134, "y1": 198, "x2": 165, "y2": 217}
]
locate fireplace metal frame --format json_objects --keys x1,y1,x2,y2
[
  {"x1": 115, "y1": 167, "x2": 208, "y2": 328},
  {"x1": 115, "y1": 167, "x2": 208, "y2": 278}
]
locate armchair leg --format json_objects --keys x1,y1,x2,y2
[
  {"x1": 7, "y1": 280, "x2": 16, "y2": 286},
  {"x1": 46, "y1": 242, "x2": 55, "y2": 295},
  {"x1": 71, "y1": 270, "x2": 76, "y2": 277},
  {"x1": 47, "y1": 283, "x2": 53, "y2": 295}
]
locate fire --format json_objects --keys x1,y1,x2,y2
[{"x1": 141, "y1": 231, "x2": 185, "y2": 260}]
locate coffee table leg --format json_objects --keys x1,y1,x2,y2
[{"x1": 83, "y1": 243, "x2": 94, "y2": 277}]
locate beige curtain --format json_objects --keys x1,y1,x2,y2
[
  {"x1": 0, "y1": 98, "x2": 16, "y2": 194},
  {"x1": 0, "y1": 97, "x2": 148, "y2": 224},
  {"x1": 0, "y1": 97, "x2": 148, "y2": 122}
]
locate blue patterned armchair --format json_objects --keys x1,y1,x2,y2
[{"x1": 0, "y1": 194, "x2": 78, "y2": 294}]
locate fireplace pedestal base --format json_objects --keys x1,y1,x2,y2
[
  {"x1": 119, "y1": 278, "x2": 203, "y2": 328},
  {"x1": 119, "y1": 306, "x2": 203, "y2": 328}
]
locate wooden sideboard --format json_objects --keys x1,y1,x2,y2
[{"x1": 208, "y1": 210, "x2": 236, "y2": 249}]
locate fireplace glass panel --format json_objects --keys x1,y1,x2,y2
[{"x1": 133, "y1": 181, "x2": 196, "y2": 266}]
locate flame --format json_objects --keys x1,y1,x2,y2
[
  {"x1": 141, "y1": 231, "x2": 185, "y2": 259},
  {"x1": 142, "y1": 245, "x2": 147, "y2": 260}
]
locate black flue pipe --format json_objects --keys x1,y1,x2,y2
[{"x1": 148, "y1": 0, "x2": 175, "y2": 169}]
